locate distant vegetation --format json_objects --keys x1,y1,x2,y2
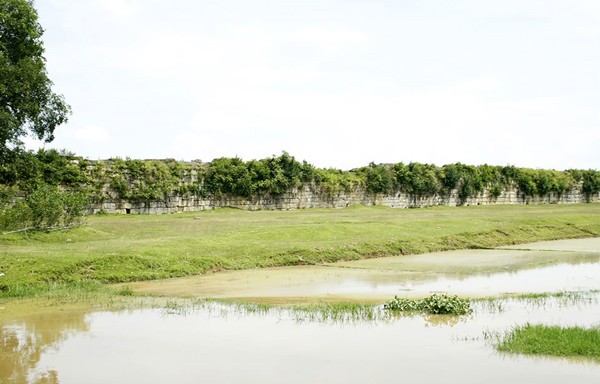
[
  {"x1": 2, "y1": 149, "x2": 600, "y2": 202},
  {"x1": 1, "y1": 149, "x2": 600, "y2": 231}
]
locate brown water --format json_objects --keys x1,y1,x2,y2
[
  {"x1": 2, "y1": 238, "x2": 600, "y2": 383},
  {"x1": 1, "y1": 295, "x2": 599, "y2": 384}
]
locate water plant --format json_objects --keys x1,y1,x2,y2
[
  {"x1": 496, "y1": 323, "x2": 600, "y2": 361},
  {"x1": 115, "y1": 285, "x2": 134, "y2": 296},
  {"x1": 291, "y1": 302, "x2": 380, "y2": 323},
  {"x1": 384, "y1": 294, "x2": 472, "y2": 315}
]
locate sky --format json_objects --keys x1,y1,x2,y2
[{"x1": 28, "y1": 0, "x2": 600, "y2": 170}]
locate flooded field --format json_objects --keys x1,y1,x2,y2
[
  {"x1": 2, "y1": 238, "x2": 600, "y2": 383},
  {"x1": 127, "y1": 238, "x2": 600, "y2": 303},
  {"x1": 2, "y1": 295, "x2": 600, "y2": 384}
]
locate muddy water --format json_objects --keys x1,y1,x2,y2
[
  {"x1": 127, "y1": 238, "x2": 600, "y2": 303},
  {"x1": 2, "y1": 296, "x2": 600, "y2": 384},
  {"x1": 2, "y1": 238, "x2": 600, "y2": 383}
]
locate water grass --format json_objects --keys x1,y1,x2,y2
[
  {"x1": 290, "y1": 302, "x2": 381, "y2": 323},
  {"x1": 474, "y1": 290, "x2": 600, "y2": 313},
  {"x1": 497, "y1": 324, "x2": 600, "y2": 361}
]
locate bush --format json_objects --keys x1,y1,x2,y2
[
  {"x1": 581, "y1": 170, "x2": 600, "y2": 197},
  {"x1": 394, "y1": 162, "x2": 441, "y2": 197},
  {"x1": 357, "y1": 163, "x2": 394, "y2": 194},
  {"x1": 0, "y1": 184, "x2": 87, "y2": 231},
  {"x1": 204, "y1": 152, "x2": 314, "y2": 197},
  {"x1": 314, "y1": 168, "x2": 362, "y2": 196}
]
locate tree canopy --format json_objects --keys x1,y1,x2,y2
[{"x1": 0, "y1": 0, "x2": 70, "y2": 155}]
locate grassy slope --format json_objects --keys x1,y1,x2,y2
[
  {"x1": 1, "y1": 204, "x2": 599, "y2": 297},
  {"x1": 498, "y1": 324, "x2": 600, "y2": 360}
]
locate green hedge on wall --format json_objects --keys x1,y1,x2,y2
[{"x1": 2, "y1": 149, "x2": 600, "y2": 205}]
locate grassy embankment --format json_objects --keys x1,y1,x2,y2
[
  {"x1": 497, "y1": 324, "x2": 600, "y2": 361},
  {"x1": 1, "y1": 203, "x2": 599, "y2": 300}
]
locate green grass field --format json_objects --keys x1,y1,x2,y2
[{"x1": 1, "y1": 204, "x2": 599, "y2": 298}]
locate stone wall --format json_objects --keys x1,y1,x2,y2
[{"x1": 89, "y1": 183, "x2": 599, "y2": 214}]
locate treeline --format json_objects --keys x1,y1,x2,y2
[
  {"x1": 356, "y1": 162, "x2": 600, "y2": 201},
  {"x1": 1, "y1": 149, "x2": 600, "y2": 216}
]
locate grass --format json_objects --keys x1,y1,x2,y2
[
  {"x1": 1, "y1": 204, "x2": 599, "y2": 299},
  {"x1": 475, "y1": 290, "x2": 600, "y2": 311},
  {"x1": 159, "y1": 299, "x2": 382, "y2": 323},
  {"x1": 497, "y1": 324, "x2": 600, "y2": 361},
  {"x1": 290, "y1": 302, "x2": 380, "y2": 322}
]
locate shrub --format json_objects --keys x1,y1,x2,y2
[
  {"x1": 394, "y1": 162, "x2": 441, "y2": 197},
  {"x1": 0, "y1": 184, "x2": 87, "y2": 231},
  {"x1": 357, "y1": 163, "x2": 394, "y2": 194},
  {"x1": 489, "y1": 184, "x2": 503, "y2": 199},
  {"x1": 581, "y1": 170, "x2": 600, "y2": 197}
]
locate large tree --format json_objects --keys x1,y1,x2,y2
[{"x1": 0, "y1": 0, "x2": 70, "y2": 155}]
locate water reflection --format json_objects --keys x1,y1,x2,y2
[
  {"x1": 126, "y1": 257, "x2": 600, "y2": 303},
  {"x1": 0, "y1": 296, "x2": 598, "y2": 384},
  {"x1": 126, "y1": 238, "x2": 600, "y2": 302},
  {"x1": 0, "y1": 309, "x2": 89, "y2": 384},
  {"x1": 2, "y1": 238, "x2": 600, "y2": 383}
]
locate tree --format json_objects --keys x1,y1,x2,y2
[{"x1": 0, "y1": 0, "x2": 70, "y2": 155}]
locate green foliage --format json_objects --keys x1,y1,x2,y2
[
  {"x1": 489, "y1": 184, "x2": 503, "y2": 199},
  {"x1": 515, "y1": 168, "x2": 538, "y2": 196},
  {"x1": 441, "y1": 163, "x2": 462, "y2": 191},
  {"x1": 514, "y1": 168, "x2": 577, "y2": 197},
  {"x1": 394, "y1": 162, "x2": 441, "y2": 197},
  {"x1": 384, "y1": 294, "x2": 472, "y2": 315},
  {"x1": 204, "y1": 157, "x2": 255, "y2": 197},
  {"x1": 457, "y1": 165, "x2": 483, "y2": 200},
  {"x1": 204, "y1": 152, "x2": 314, "y2": 197},
  {"x1": 0, "y1": 148, "x2": 89, "y2": 189},
  {"x1": 441, "y1": 163, "x2": 509, "y2": 201},
  {"x1": 102, "y1": 158, "x2": 196, "y2": 202},
  {"x1": 313, "y1": 168, "x2": 362, "y2": 196},
  {"x1": 0, "y1": 0, "x2": 71, "y2": 151},
  {"x1": 356, "y1": 163, "x2": 394, "y2": 194},
  {"x1": 1, "y1": 149, "x2": 599, "y2": 205},
  {"x1": 383, "y1": 296, "x2": 421, "y2": 312},
  {"x1": 581, "y1": 170, "x2": 600, "y2": 198},
  {"x1": 0, "y1": 183, "x2": 87, "y2": 231}
]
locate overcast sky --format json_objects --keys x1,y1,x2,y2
[{"x1": 30, "y1": 0, "x2": 600, "y2": 170}]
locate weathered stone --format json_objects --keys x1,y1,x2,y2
[{"x1": 86, "y1": 183, "x2": 599, "y2": 214}]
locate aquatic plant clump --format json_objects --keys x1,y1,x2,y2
[
  {"x1": 384, "y1": 294, "x2": 472, "y2": 315},
  {"x1": 496, "y1": 324, "x2": 600, "y2": 360}
]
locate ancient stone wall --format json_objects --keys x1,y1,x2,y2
[{"x1": 90, "y1": 183, "x2": 599, "y2": 214}]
